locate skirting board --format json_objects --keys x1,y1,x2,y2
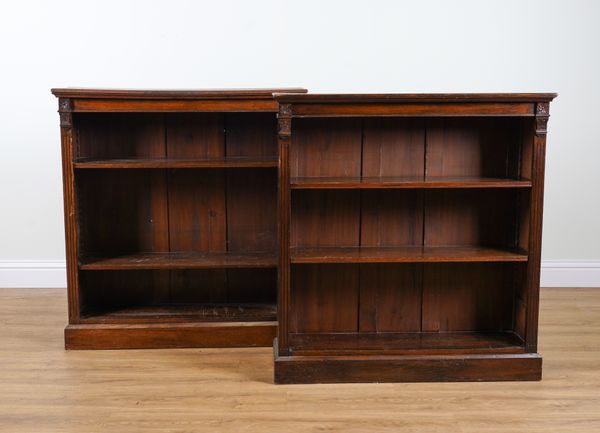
[
  {"x1": 1, "y1": 260, "x2": 600, "y2": 288},
  {"x1": 540, "y1": 260, "x2": 600, "y2": 288},
  {"x1": 0, "y1": 261, "x2": 67, "y2": 288}
]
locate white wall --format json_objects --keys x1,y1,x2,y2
[{"x1": 1, "y1": 0, "x2": 599, "y2": 286}]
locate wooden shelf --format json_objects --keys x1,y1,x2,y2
[
  {"x1": 291, "y1": 176, "x2": 532, "y2": 189},
  {"x1": 74, "y1": 156, "x2": 278, "y2": 169},
  {"x1": 290, "y1": 246, "x2": 528, "y2": 264},
  {"x1": 289, "y1": 332, "x2": 525, "y2": 356},
  {"x1": 81, "y1": 303, "x2": 277, "y2": 324},
  {"x1": 80, "y1": 252, "x2": 277, "y2": 270}
]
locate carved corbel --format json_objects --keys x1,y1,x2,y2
[
  {"x1": 58, "y1": 98, "x2": 73, "y2": 128},
  {"x1": 278, "y1": 104, "x2": 292, "y2": 138},
  {"x1": 535, "y1": 102, "x2": 549, "y2": 136}
]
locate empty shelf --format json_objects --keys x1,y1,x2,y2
[
  {"x1": 75, "y1": 157, "x2": 278, "y2": 169},
  {"x1": 80, "y1": 252, "x2": 277, "y2": 270},
  {"x1": 289, "y1": 332, "x2": 525, "y2": 356},
  {"x1": 290, "y1": 246, "x2": 528, "y2": 264},
  {"x1": 291, "y1": 176, "x2": 532, "y2": 189},
  {"x1": 81, "y1": 303, "x2": 277, "y2": 324}
]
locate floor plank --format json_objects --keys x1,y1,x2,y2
[{"x1": 0, "y1": 288, "x2": 599, "y2": 432}]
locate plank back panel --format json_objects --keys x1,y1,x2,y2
[
  {"x1": 226, "y1": 170, "x2": 277, "y2": 252},
  {"x1": 166, "y1": 113, "x2": 224, "y2": 158},
  {"x1": 291, "y1": 118, "x2": 362, "y2": 178},
  {"x1": 424, "y1": 189, "x2": 517, "y2": 247},
  {"x1": 166, "y1": 114, "x2": 226, "y2": 304},
  {"x1": 426, "y1": 118, "x2": 521, "y2": 179},
  {"x1": 291, "y1": 264, "x2": 359, "y2": 333},
  {"x1": 167, "y1": 170, "x2": 227, "y2": 302},
  {"x1": 78, "y1": 170, "x2": 170, "y2": 254},
  {"x1": 360, "y1": 190, "x2": 423, "y2": 247},
  {"x1": 291, "y1": 190, "x2": 360, "y2": 248},
  {"x1": 167, "y1": 170, "x2": 227, "y2": 252},
  {"x1": 76, "y1": 113, "x2": 166, "y2": 159},
  {"x1": 359, "y1": 264, "x2": 422, "y2": 333},
  {"x1": 169, "y1": 270, "x2": 228, "y2": 303},
  {"x1": 422, "y1": 263, "x2": 514, "y2": 332},
  {"x1": 225, "y1": 113, "x2": 277, "y2": 158},
  {"x1": 362, "y1": 118, "x2": 425, "y2": 177}
]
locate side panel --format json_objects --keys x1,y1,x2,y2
[
  {"x1": 58, "y1": 98, "x2": 80, "y2": 323},
  {"x1": 525, "y1": 103, "x2": 549, "y2": 352}
]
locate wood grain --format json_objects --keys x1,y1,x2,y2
[
  {"x1": 72, "y1": 98, "x2": 279, "y2": 112},
  {"x1": 0, "y1": 288, "x2": 598, "y2": 432},
  {"x1": 290, "y1": 264, "x2": 359, "y2": 333},
  {"x1": 290, "y1": 118, "x2": 362, "y2": 178},
  {"x1": 57, "y1": 90, "x2": 288, "y2": 350},
  {"x1": 52, "y1": 87, "x2": 307, "y2": 99},
  {"x1": 273, "y1": 93, "x2": 558, "y2": 103},
  {"x1": 280, "y1": 95, "x2": 554, "y2": 382},
  {"x1": 79, "y1": 252, "x2": 277, "y2": 270},
  {"x1": 225, "y1": 113, "x2": 278, "y2": 158},
  {"x1": 164, "y1": 112, "x2": 227, "y2": 307},
  {"x1": 274, "y1": 350, "x2": 542, "y2": 384},
  {"x1": 423, "y1": 189, "x2": 517, "y2": 247},
  {"x1": 290, "y1": 246, "x2": 528, "y2": 263},
  {"x1": 288, "y1": 331, "x2": 524, "y2": 356},
  {"x1": 289, "y1": 102, "x2": 535, "y2": 117},
  {"x1": 291, "y1": 190, "x2": 360, "y2": 248},
  {"x1": 226, "y1": 170, "x2": 277, "y2": 253},
  {"x1": 362, "y1": 118, "x2": 425, "y2": 177},
  {"x1": 358, "y1": 264, "x2": 422, "y2": 333},
  {"x1": 291, "y1": 176, "x2": 531, "y2": 189},
  {"x1": 58, "y1": 99, "x2": 80, "y2": 322},
  {"x1": 360, "y1": 190, "x2": 423, "y2": 247},
  {"x1": 80, "y1": 303, "x2": 277, "y2": 324},
  {"x1": 77, "y1": 170, "x2": 170, "y2": 254},
  {"x1": 76, "y1": 113, "x2": 166, "y2": 159},
  {"x1": 65, "y1": 322, "x2": 276, "y2": 350},
  {"x1": 425, "y1": 118, "x2": 521, "y2": 178},
  {"x1": 74, "y1": 157, "x2": 278, "y2": 169},
  {"x1": 422, "y1": 263, "x2": 515, "y2": 332}
]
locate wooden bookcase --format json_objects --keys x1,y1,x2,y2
[
  {"x1": 51, "y1": 88, "x2": 307, "y2": 349},
  {"x1": 274, "y1": 93, "x2": 556, "y2": 383}
]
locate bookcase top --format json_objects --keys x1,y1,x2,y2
[
  {"x1": 51, "y1": 88, "x2": 307, "y2": 99},
  {"x1": 274, "y1": 93, "x2": 557, "y2": 103}
]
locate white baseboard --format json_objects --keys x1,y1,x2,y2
[
  {"x1": 0, "y1": 261, "x2": 67, "y2": 288},
  {"x1": 0, "y1": 260, "x2": 599, "y2": 288},
  {"x1": 540, "y1": 260, "x2": 600, "y2": 288}
]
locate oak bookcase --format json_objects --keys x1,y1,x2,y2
[
  {"x1": 273, "y1": 93, "x2": 556, "y2": 383},
  {"x1": 52, "y1": 88, "x2": 306, "y2": 349}
]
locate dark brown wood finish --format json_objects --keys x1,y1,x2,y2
[
  {"x1": 275, "y1": 93, "x2": 556, "y2": 384},
  {"x1": 58, "y1": 98, "x2": 80, "y2": 323},
  {"x1": 52, "y1": 88, "x2": 308, "y2": 99},
  {"x1": 287, "y1": 331, "x2": 525, "y2": 356},
  {"x1": 525, "y1": 103, "x2": 550, "y2": 352},
  {"x1": 273, "y1": 93, "x2": 557, "y2": 103},
  {"x1": 290, "y1": 246, "x2": 528, "y2": 263},
  {"x1": 291, "y1": 176, "x2": 531, "y2": 189},
  {"x1": 274, "y1": 345, "x2": 542, "y2": 384},
  {"x1": 51, "y1": 89, "x2": 307, "y2": 114},
  {"x1": 65, "y1": 322, "x2": 276, "y2": 350},
  {"x1": 277, "y1": 103, "x2": 292, "y2": 355},
  {"x1": 74, "y1": 157, "x2": 278, "y2": 169},
  {"x1": 53, "y1": 87, "x2": 307, "y2": 350},
  {"x1": 358, "y1": 264, "x2": 422, "y2": 333},
  {"x1": 79, "y1": 252, "x2": 277, "y2": 270}
]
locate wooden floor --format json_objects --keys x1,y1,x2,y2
[{"x1": 0, "y1": 288, "x2": 598, "y2": 432}]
